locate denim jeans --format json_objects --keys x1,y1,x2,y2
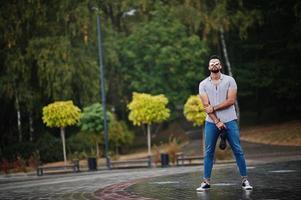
[{"x1": 203, "y1": 120, "x2": 247, "y2": 180}]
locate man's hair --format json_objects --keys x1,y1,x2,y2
[{"x1": 208, "y1": 55, "x2": 222, "y2": 65}]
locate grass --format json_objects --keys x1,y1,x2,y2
[{"x1": 240, "y1": 120, "x2": 301, "y2": 146}]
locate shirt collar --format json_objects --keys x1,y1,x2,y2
[{"x1": 209, "y1": 73, "x2": 224, "y2": 81}]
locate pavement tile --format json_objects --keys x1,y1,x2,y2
[{"x1": 0, "y1": 142, "x2": 300, "y2": 199}]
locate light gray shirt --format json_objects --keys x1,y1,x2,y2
[{"x1": 199, "y1": 73, "x2": 237, "y2": 123}]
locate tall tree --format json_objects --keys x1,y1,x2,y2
[
  {"x1": 169, "y1": 0, "x2": 262, "y2": 119},
  {"x1": 42, "y1": 101, "x2": 81, "y2": 165},
  {"x1": 121, "y1": 5, "x2": 207, "y2": 114},
  {"x1": 78, "y1": 103, "x2": 108, "y2": 158},
  {"x1": 128, "y1": 93, "x2": 170, "y2": 157}
]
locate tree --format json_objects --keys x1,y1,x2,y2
[
  {"x1": 108, "y1": 114, "x2": 134, "y2": 155},
  {"x1": 183, "y1": 95, "x2": 206, "y2": 127},
  {"x1": 0, "y1": 0, "x2": 99, "y2": 149},
  {"x1": 121, "y1": 5, "x2": 207, "y2": 115},
  {"x1": 127, "y1": 92, "x2": 170, "y2": 157},
  {"x1": 78, "y1": 103, "x2": 109, "y2": 158},
  {"x1": 79, "y1": 103, "x2": 134, "y2": 157},
  {"x1": 42, "y1": 101, "x2": 81, "y2": 165},
  {"x1": 169, "y1": 0, "x2": 262, "y2": 119},
  {"x1": 183, "y1": 95, "x2": 206, "y2": 156}
]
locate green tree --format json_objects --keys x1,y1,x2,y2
[
  {"x1": 169, "y1": 0, "x2": 262, "y2": 119},
  {"x1": 109, "y1": 114, "x2": 134, "y2": 155},
  {"x1": 42, "y1": 101, "x2": 81, "y2": 165},
  {"x1": 127, "y1": 92, "x2": 170, "y2": 156},
  {"x1": 183, "y1": 95, "x2": 206, "y2": 126},
  {"x1": 0, "y1": 0, "x2": 99, "y2": 147},
  {"x1": 78, "y1": 103, "x2": 109, "y2": 158},
  {"x1": 121, "y1": 5, "x2": 207, "y2": 115}
]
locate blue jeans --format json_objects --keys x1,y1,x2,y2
[{"x1": 203, "y1": 120, "x2": 247, "y2": 180}]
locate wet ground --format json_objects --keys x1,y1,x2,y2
[
  {"x1": 0, "y1": 141, "x2": 300, "y2": 199},
  {"x1": 127, "y1": 160, "x2": 301, "y2": 200}
]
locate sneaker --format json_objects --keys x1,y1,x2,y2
[
  {"x1": 219, "y1": 128, "x2": 227, "y2": 150},
  {"x1": 242, "y1": 179, "x2": 253, "y2": 190},
  {"x1": 196, "y1": 181, "x2": 211, "y2": 191}
]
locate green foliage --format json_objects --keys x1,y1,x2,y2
[
  {"x1": 128, "y1": 92, "x2": 170, "y2": 126},
  {"x1": 121, "y1": 5, "x2": 207, "y2": 111},
  {"x1": 109, "y1": 114, "x2": 134, "y2": 154},
  {"x1": 42, "y1": 101, "x2": 81, "y2": 128},
  {"x1": 183, "y1": 95, "x2": 206, "y2": 126},
  {"x1": 67, "y1": 131, "x2": 100, "y2": 157},
  {"x1": 36, "y1": 133, "x2": 63, "y2": 163},
  {"x1": 27, "y1": 37, "x2": 74, "y2": 99},
  {"x1": 156, "y1": 0, "x2": 262, "y2": 44},
  {"x1": 78, "y1": 103, "x2": 110, "y2": 133},
  {"x1": 77, "y1": 103, "x2": 134, "y2": 155},
  {"x1": 1, "y1": 0, "x2": 301, "y2": 161},
  {"x1": 1, "y1": 142, "x2": 37, "y2": 162}
]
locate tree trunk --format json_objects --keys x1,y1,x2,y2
[
  {"x1": 115, "y1": 142, "x2": 119, "y2": 156},
  {"x1": 219, "y1": 27, "x2": 241, "y2": 121},
  {"x1": 60, "y1": 127, "x2": 67, "y2": 166},
  {"x1": 15, "y1": 94, "x2": 22, "y2": 142},
  {"x1": 147, "y1": 124, "x2": 151, "y2": 156},
  {"x1": 96, "y1": 141, "x2": 99, "y2": 158},
  {"x1": 29, "y1": 111, "x2": 34, "y2": 142}
]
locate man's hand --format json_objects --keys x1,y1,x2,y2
[
  {"x1": 215, "y1": 121, "x2": 226, "y2": 130},
  {"x1": 205, "y1": 105, "x2": 214, "y2": 114}
]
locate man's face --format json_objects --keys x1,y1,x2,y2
[{"x1": 208, "y1": 59, "x2": 222, "y2": 73}]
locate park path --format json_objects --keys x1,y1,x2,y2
[{"x1": 0, "y1": 142, "x2": 300, "y2": 200}]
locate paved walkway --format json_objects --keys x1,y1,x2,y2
[
  {"x1": 0, "y1": 164, "x2": 216, "y2": 199},
  {"x1": 0, "y1": 142, "x2": 300, "y2": 200},
  {"x1": 127, "y1": 160, "x2": 301, "y2": 200}
]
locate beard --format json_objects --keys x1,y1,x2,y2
[{"x1": 210, "y1": 68, "x2": 220, "y2": 73}]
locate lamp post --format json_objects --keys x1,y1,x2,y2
[{"x1": 89, "y1": 4, "x2": 110, "y2": 169}]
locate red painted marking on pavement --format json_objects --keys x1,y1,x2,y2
[{"x1": 94, "y1": 179, "x2": 153, "y2": 200}]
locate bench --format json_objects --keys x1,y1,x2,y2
[
  {"x1": 176, "y1": 153, "x2": 204, "y2": 166},
  {"x1": 109, "y1": 157, "x2": 151, "y2": 169},
  {"x1": 37, "y1": 161, "x2": 80, "y2": 176}
]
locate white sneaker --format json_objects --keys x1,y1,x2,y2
[
  {"x1": 196, "y1": 181, "x2": 211, "y2": 191},
  {"x1": 242, "y1": 179, "x2": 253, "y2": 190}
]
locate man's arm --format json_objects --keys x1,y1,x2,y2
[
  {"x1": 205, "y1": 89, "x2": 237, "y2": 113},
  {"x1": 199, "y1": 93, "x2": 226, "y2": 129}
]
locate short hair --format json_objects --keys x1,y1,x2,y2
[{"x1": 208, "y1": 55, "x2": 222, "y2": 65}]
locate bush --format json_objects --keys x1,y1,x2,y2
[
  {"x1": 152, "y1": 145, "x2": 161, "y2": 166},
  {"x1": 12, "y1": 156, "x2": 27, "y2": 173},
  {"x1": 28, "y1": 151, "x2": 40, "y2": 168},
  {"x1": 109, "y1": 117, "x2": 134, "y2": 155},
  {"x1": 2, "y1": 142, "x2": 37, "y2": 162},
  {"x1": 0, "y1": 159, "x2": 10, "y2": 174},
  {"x1": 166, "y1": 136, "x2": 182, "y2": 164},
  {"x1": 36, "y1": 132, "x2": 63, "y2": 163},
  {"x1": 67, "y1": 131, "x2": 99, "y2": 158}
]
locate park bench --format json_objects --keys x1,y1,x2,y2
[
  {"x1": 176, "y1": 152, "x2": 204, "y2": 166},
  {"x1": 109, "y1": 158, "x2": 151, "y2": 169},
  {"x1": 37, "y1": 161, "x2": 80, "y2": 176}
]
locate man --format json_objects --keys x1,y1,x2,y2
[{"x1": 196, "y1": 55, "x2": 253, "y2": 191}]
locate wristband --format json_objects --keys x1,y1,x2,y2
[{"x1": 215, "y1": 119, "x2": 220, "y2": 124}]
